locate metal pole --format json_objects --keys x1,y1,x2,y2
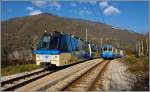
[
  {"x1": 101, "y1": 38, "x2": 103, "y2": 49},
  {"x1": 86, "y1": 28, "x2": 87, "y2": 42}
]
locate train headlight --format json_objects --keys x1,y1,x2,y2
[
  {"x1": 36, "y1": 54, "x2": 41, "y2": 60},
  {"x1": 51, "y1": 55, "x2": 59, "y2": 60}
]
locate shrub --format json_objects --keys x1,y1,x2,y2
[
  {"x1": 123, "y1": 55, "x2": 137, "y2": 64},
  {"x1": 124, "y1": 55, "x2": 149, "y2": 74}
]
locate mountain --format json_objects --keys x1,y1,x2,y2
[{"x1": 1, "y1": 13, "x2": 145, "y2": 62}]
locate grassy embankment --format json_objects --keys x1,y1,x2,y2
[
  {"x1": 122, "y1": 55, "x2": 149, "y2": 91},
  {"x1": 1, "y1": 63, "x2": 41, "y2": 76},
  {"x1": 123, "y1": 55, "x2": 148, "y2": 74}
]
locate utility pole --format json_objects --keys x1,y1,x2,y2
[
  {"x1": 86, "y1": 28, "x2": 87, "y2": 42},
  {"x1": 100, "y1": 38, "x2": 103, "y2": 48},
  {"x1": 100, "y1": 38, "x2": 103, "y2": 53}
]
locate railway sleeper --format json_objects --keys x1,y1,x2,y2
[{"x1": 45, "y1": 60, "x2": 109, "y2": 91}]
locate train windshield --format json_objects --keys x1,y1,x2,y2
[
  {"x1": 103, "y1": 47, "x2": 112, "y2": 51},
  {"x1": 37, "y1": 33, "x2": 83, "y2": 52},
  {"x1": 103, "y1": 47, "x2": 107, "y2": 51},
  {"x1": 39, "y1": 36, "x2": 51, "y2": 49},
  {"x1": 91, "y1": 44, "x2": 97, "y2": 52},
  {"x1": 108, "y1": 48, "x2": 112, "y2": 51},
  {"x1": 37, "y1": 34, "x2": 60, "y2": 50}
]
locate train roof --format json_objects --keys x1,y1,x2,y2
[
  {"x1": 102, "y1": 45, "x2": 113, "y2": 48},
  {"x1": 43, "y1": 31, "x2": 86, "y2": 41},
  {"x1": 101, "y1": 45, "x2": 125, "y2": 50},
  {"x1": 43, "y1": 31, "x2": 99, "y2": 46}
]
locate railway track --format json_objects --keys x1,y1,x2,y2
[
  {"x1": 1, "y1": 68, "x2": 55, "y2": 91},
  {"x1": 1, "y1": 59, "x2": 93, "y2": 91},
  {"x1": 45, "y1": 60, "x2": 109, "y2": 91}
]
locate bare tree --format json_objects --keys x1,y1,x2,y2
[
  {"x1": 146, "y1": 38, "x2": 149, "y2": 56},
  {"x1": 137, "y1": 41, "x2": 141, "y2": 56},
  {"x1": 141, "y1": 41, "x2": 144, "y2": 56}
]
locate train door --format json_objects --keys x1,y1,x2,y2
[{"x1": 88, "y1": 44, "x2": 92, "y2": 57}]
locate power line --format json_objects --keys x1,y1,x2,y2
[
  {"x1": 96, "y1": 3, "x2": 106, "y2": 24},
  {"x1": 86, "y1": 2, "x2": 106, "y2": 24}
]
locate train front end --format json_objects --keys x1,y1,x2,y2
[
  {"x1": 101, "y1": 45, "x2": 114, "y2": 59},
  {"x1": 101, "y1": 51, "x2": 113, "y2": 59},
  {"x1": 33, "y1": 32, "x2": 63, "y2": 66},
  {"x1": 33, "y1": 31, "x2": 88, "y2": 66},
  {"x1": 33, "y1": 49, "x2": 61, "y2": 66}
]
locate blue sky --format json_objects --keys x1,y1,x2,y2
[{"x1": 1, "y1": 0, "x2": 149, "y2": 34}]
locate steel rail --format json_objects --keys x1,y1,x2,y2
[
  {"x1": 44, "y1": 60, "x2": 109, "y2": 91},
  {"x1": 1, "y1": 69, "x2": 53, "y2": 91},
  {"x1": 62, "y1": 61, "x2": 109, "y2": 91}
]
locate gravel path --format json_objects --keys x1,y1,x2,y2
[{"x1": 100, "y1": 59, "x2": 137, "y2": 91}]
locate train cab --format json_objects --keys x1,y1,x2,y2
[
  {"x1": 33, "y1": 31, "x2": 93, "y2": 66},
  {"x1": 101, "y1": 45, "x2": 114, "y2": 59}
]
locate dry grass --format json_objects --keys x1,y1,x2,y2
[
  {"x1": 123, "y1": 55, "x2": 149, "y2": 90},
  {"x1": 2, "y1": 60, "x2": 35, "y2": 68},
  {"x1": 123, "y1": 55, "x2": 149, "y2": 74},
  {"x1": 1, "y1": 64, "x2": 41, "y2": 76}
]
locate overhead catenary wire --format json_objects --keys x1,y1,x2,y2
[
  {"x1": 86, "y1": 2, "x2": 107, "y2": 48},
  {"x1": 86, "y1": 2, "x2": 106, "y2": 24}
]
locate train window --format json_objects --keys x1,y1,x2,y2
[
  {"x1": 59, "y1": 35, "x2": 68, "y2": 51},
  {"x1": 80, "y1": 41, "x2": 83, "y2": 50},
  {"x1": 108, "y1": 48, "x2": 112, "y2": 51},
  {"x1": 104, "y1": 47, "x2": 107, "y2": 51},
  {"x1": 49, "y1": 36, "x2": 60, "y2": 49},
  {"x1": 38, "y1": 35, "x2": 51, "y2": 49},
  {"x1": 66, "y1": 36, "x2": 73, "y2": 51},
  {"x1": 74, "y1": 39, "x2": 79, "y2": 51},
  {"x1": 71, "y1": 38, "x2": 76, "y2": 51},
  {"x1": 77, "y1": 40, "x2": 82, "y2": 50},
  {"x1": 82, "y1": 43, "x2": 89, "y2": 52},
  {"x1": 91, "y1": 44, "x2": 97, "y2": 52}
]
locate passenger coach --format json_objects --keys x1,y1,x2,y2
[{"x1": 33, "y1": 31, "x2": 97, "y2": 66}]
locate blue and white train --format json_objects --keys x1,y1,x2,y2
[
  {"x1": 100, "y1": 45, "x2": 125, "y2": 59},
  {"x1": 33, "y1": 31, "x2": 98, "y2": 66}
]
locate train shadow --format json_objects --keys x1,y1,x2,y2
[
  {"x1": 44, "y1": 58, "x2": 97, "y2": 71},
  {"x1": 103, "y1": 58, "x2": 115, "y2": 60}
]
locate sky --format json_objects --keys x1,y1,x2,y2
[{"x1": 1, "y1": 0, "x2": 149, "y2": 34}]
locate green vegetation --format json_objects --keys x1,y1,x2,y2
[
  {"x1": 2, "y1": 60, "x2": 35, "y2": 68},
  {"x1": 123, "y1": 55, "x2": 138, "y2": 64},
  {"x1": 1, "y1": 64, "x2": 41, "y2": 76}
]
